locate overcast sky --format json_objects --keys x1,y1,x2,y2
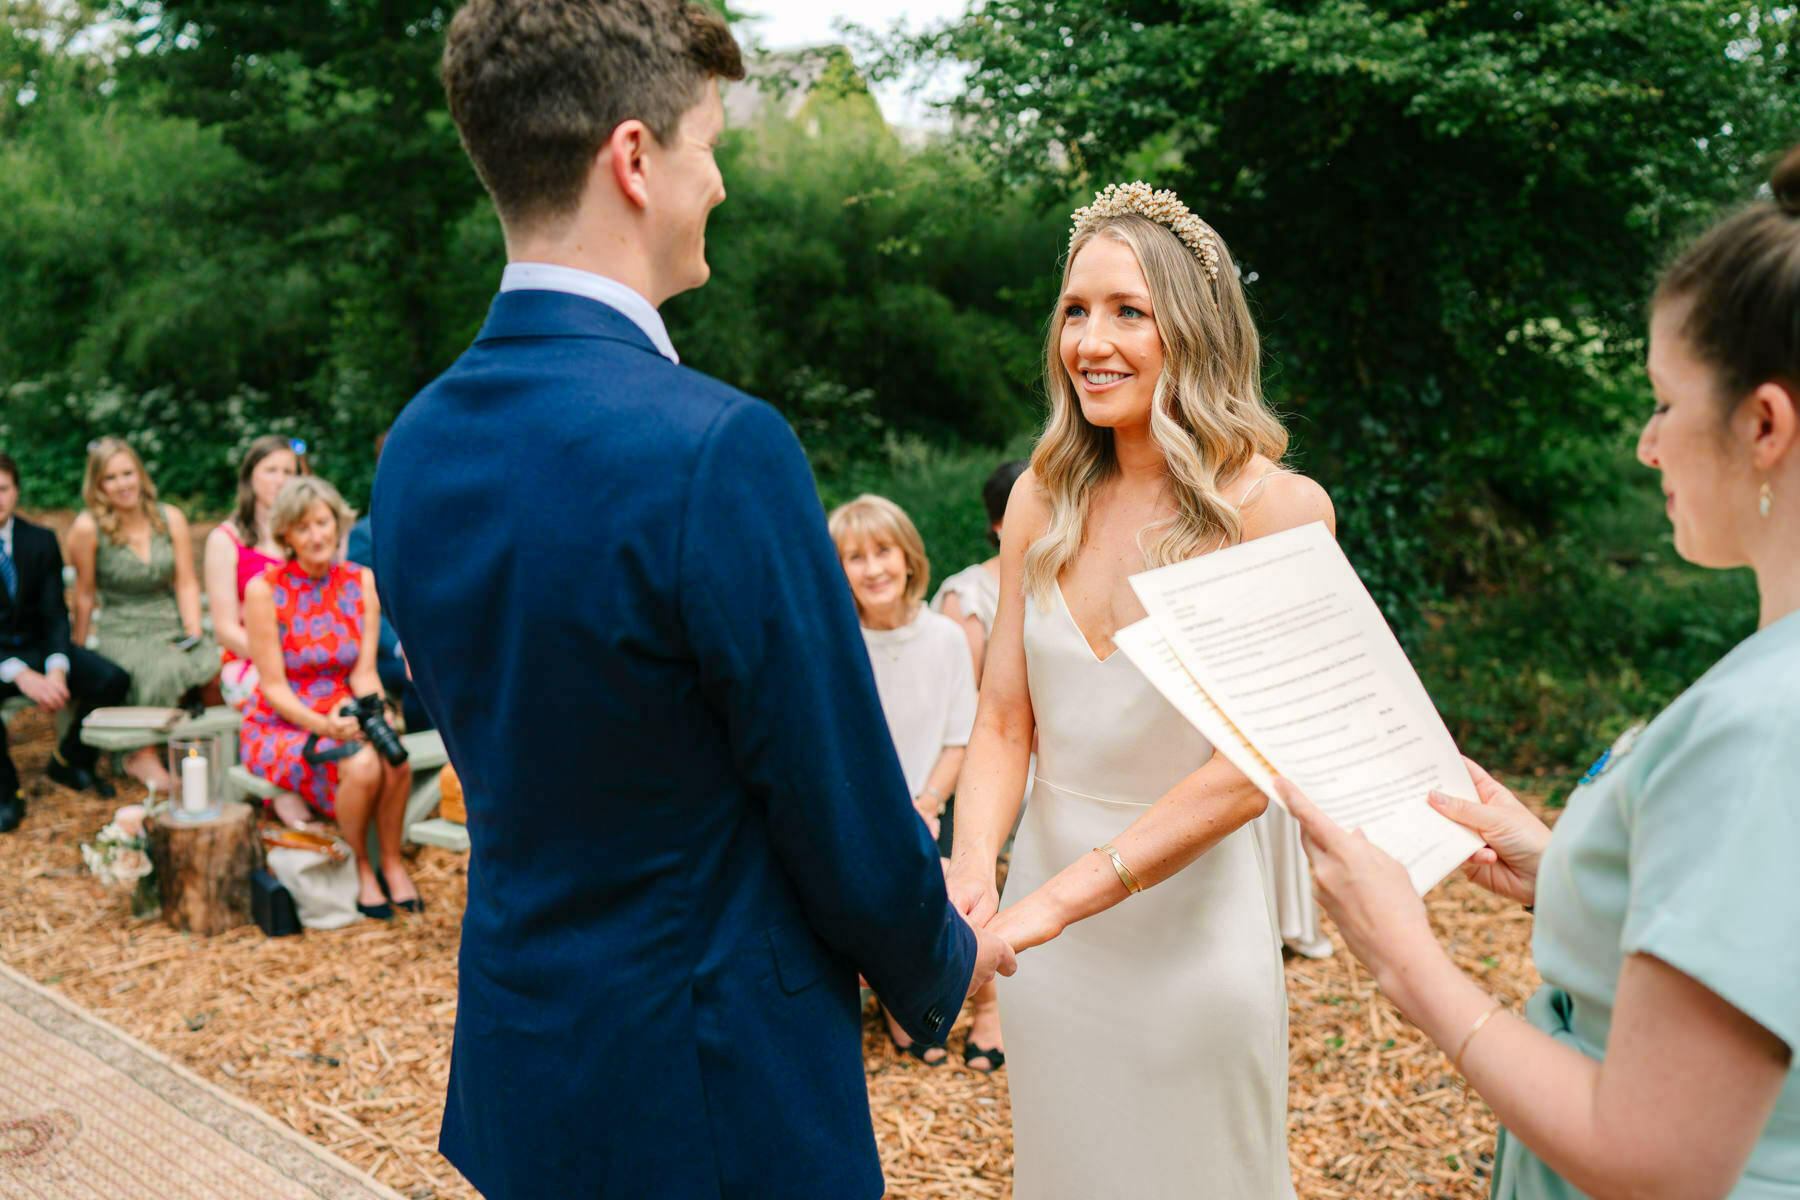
[{"x1": 733, "y1": 0, "x2": 972, "y2": 128}]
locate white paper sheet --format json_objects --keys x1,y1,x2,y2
[{"x1": 1126, "y1": 521, "x2": 1483, "y2": 894}]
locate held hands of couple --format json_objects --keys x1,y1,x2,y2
[
  {"x1": 1275, "y1": 757, "x2": 1552, "y2": 1002},
  {"x1": 945, "y1": 859, "x2": 1016, "y2": 995},
  {"x1": 946, "y1": 857, "x2": 1066, "y2": 962},
  {"x1": 964, "y1": 915, "x2": 1018, "y2": 998}
]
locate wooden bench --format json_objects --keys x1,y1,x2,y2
[
  {"x1": 80, "y1": 705, "x2": 244, "y2": 786},
  {"x1": 227, "y1": 729, "x2": 467, "y2": 854},
  {"x1": 81, "y1": 705, "x2": 244, "y2": 756}
]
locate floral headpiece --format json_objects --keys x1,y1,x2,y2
[{"x1": 1069, "y1": 181, "x2": 1221, "y2": 281}]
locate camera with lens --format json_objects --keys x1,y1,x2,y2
[{"x1": 341, "y1": 693, "x2": 408, "y2": 766}]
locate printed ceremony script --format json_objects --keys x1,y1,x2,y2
[{"x1": 1117, "y1": 522, "x2": 1484, "y2": 894}]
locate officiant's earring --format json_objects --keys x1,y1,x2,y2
[{"x1": 1761, "y1": 481, "x2": 1775, "y2": 518}]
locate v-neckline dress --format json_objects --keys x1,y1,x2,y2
[{"x1": 998, "y1": 578, "x2": 1297, "y2": 1198}]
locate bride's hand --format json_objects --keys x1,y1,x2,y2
[
  {"x1": 987, "y1": 893, "x2": 1065, "y2": 955},
  {"x1": 945, "y1": 857, "x2": 1000, "y2": 928},
  {"x1": 1429, "y1": 757, "x2": 1550, "y2": 908}
]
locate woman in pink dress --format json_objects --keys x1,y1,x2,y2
[{"x1": 240, "y1": 475, "x2": 417, "y2": 918}]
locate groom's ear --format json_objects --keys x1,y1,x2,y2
[{"x1": 601, "y1": 119, "x2": 654, "y2": 211}]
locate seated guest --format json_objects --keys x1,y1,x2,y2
[
  {"x1": 0, "y1": 451, "x2": 130, "y2": 828},
  {"x1": 829, "y1": 494, "x2": 978, "y2": 1067},
  {"x1": 203, "y1": 435, "x2": 304, "y2": 712},
  {"x1": 240, "y1": 475, "x2": 418, "y2": 918},
  {"x1": 931, "y1": 459, "x2": 1028, "y2": 685},
  {"x1": 344, "y1": 430, "x2": 430, "y2": 732},
  {"x1": 66, "y1": 437, "x2": 223, "y2": 790}
]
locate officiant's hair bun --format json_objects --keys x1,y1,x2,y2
[{"x1": 1655, "y1": 141, "x2": 1800, "y2": 403}]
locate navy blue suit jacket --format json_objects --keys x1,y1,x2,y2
[{"x1": 372, "y1": 290, "x2": 976, "y2": 1199}]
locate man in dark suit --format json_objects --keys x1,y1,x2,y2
[
  {"x1": 0, "y1": 452, "x2": 131, "y2": 830},
  {"x1": 371, "y1": 4, "x2": 1014, "y2": 1198}
]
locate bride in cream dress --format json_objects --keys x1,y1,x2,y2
[{"x1": 947, "y1": 183, "x2": 1335, "y2": 1198}]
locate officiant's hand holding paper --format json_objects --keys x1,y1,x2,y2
[
  {"x1": 1273, "y1": 777, "x2": 1444, "y2": 990},
  {"x1": 1426, "y1": 757, "x2": 1551, "y2": 907}
]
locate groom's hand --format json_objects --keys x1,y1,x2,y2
[{"x1": 966, "y1": 920, "x2": 1017, "y2": 998}]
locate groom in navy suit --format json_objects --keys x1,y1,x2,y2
[{"x1": 372, "y1": 3, "x2": 1014, "y2": 1197}]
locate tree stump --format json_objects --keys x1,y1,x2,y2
[{"x1": 145, "y1": 803, "x2": 258, "y2": 935}]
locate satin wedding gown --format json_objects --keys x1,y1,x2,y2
[{"x1": 999, "y1": 581, "x2": 1297, "y2": 1199}]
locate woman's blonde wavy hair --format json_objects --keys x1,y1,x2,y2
[
  {"x1": 1022, "y1": 212, "x2": 1288, "y2": 606},
  {"x1": 82, "y1": 437, "x2": 167, "y2": 546}
]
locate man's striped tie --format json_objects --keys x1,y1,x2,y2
[{"x1": 0, "y1": 541, "x2": 15, "y2": 602}]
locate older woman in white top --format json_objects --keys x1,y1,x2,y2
[{"x1": 830, "y1": 494, "x2": 980, "y2": 1068}]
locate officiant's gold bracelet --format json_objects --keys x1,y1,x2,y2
[
  {"x1": 1095, "y1": 842, "x2": 1143, "y2": 894},
  {"x1": 1452, "y1": 999, "x2": 1506, "y2": 1076}
]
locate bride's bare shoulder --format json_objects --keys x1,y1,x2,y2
[
  {"x1": 1002, "y1": 467, "x2": 1051, "y2": 533},
  {"x1": 1241, "y1": 464, "x2": 1334, "y2": 539}
]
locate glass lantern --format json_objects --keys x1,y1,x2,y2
[{"x1": 166, "y1": 734, "x2": 224, "y2": 822}]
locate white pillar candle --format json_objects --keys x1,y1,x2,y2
[{"x1": 181, "y1": 750, "x2": 209, "y2": 814}]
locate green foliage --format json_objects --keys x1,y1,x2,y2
[
  {"x1": 0, "y1": 0, "x2": 1780, "y2": 778},
  {"x1": 665, "y1": 117, "x2": 1063, "y2": 443},
  {"x1": 819, "y1": 431, "x2": 1039, "y2": 597},
  {"x1": 1414, "y1": 470, "x2": 1758, "y2": 792},
  {"x1": 894, "y1": 0, "x2": 1799, "y2": 635}
]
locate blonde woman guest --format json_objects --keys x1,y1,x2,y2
[
  {"x1": 948, "y1": 184, "x2": 1333, "y2": 1196},
  {"x1": 830, "y1": 494, "x2": 978, "y2": 1068},
  {"x1": 241, "y1": 476, "x2": 416, "y2": 918},
  {"x1": 931, "y1": 460, "x2": 1028, "y2": 685},
  {"x1": 66, "y1": 438, "x2": 222, "y2": 790},
  {"x1": 1280, "y1": 147, "x2": 1800, "y2": 1200},
  {"x1": 202, "y1": 435, "x2": 304, "y2": 712}
]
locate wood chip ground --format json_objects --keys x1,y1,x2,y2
[{"x1": 0, "y1": 707, "x2": 1544, "y2": 1198}]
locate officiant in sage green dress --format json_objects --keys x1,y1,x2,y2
[
  {"x1": 1280, "y1": 144, "x2": 1800, "y2": 1199},
  {"x1": 66, "y1": 438, "x2": 221, "y2": 791}
]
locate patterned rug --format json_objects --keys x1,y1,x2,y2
[{"x1": 0, "y1": 961, "x2": 407, "y2": 1200}]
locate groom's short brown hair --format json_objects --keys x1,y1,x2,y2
[{"x1": 442, "y1": 0, "x2": 743, "y2": 230}]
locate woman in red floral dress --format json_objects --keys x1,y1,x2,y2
[{"x1": 241, "y1": 476, "x2": 418, "y2": 917}]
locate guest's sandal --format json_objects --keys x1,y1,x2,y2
[
  {"x1": 883, "y1": 1012, "x2": 947, "y2": 1066},
  {"x1": 962, "y1": 1041, "x2": 1005, "y2": 1073},
  {"x1": 357, "y1": 901, "x2": 394, "y2": 921}
]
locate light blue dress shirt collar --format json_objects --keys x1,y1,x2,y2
[{"x1": 499, "y1": 263, "x2": 679, "y2": 365}]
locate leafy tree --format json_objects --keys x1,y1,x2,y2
[
  {"x1": 896, "y1": 0, "x2": 1800, "y2": 625},
  {"x1": 109, "y1": 0, "x2": 485, "y2": 426},
  {"x1": 666, "y1": 107, "x2": 1066, "y2": 443}
]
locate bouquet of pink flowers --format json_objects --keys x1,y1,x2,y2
[{"x1": 81, "y1": 805, "x2": 158, "y2": 916}]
